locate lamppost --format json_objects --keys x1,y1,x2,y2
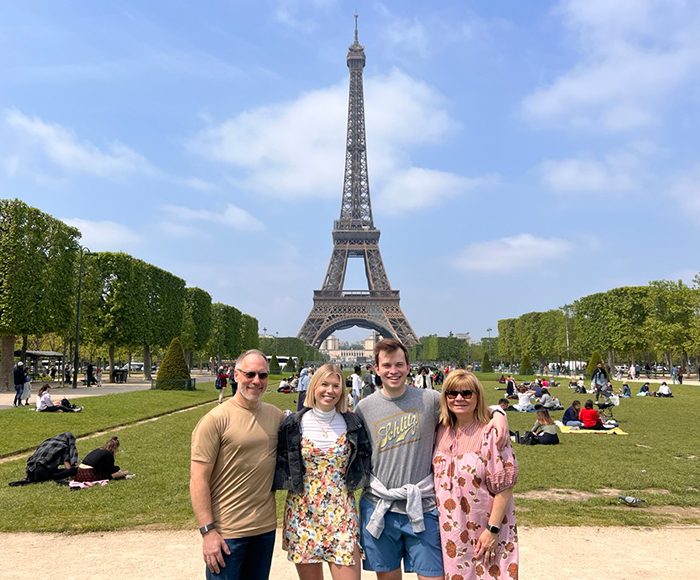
[
  {"x1": 275, "y1": 331, "x2": 279, "y2": 356},
  {"x1": 562, "y1": 305, "x2": 572, "y2": 375},
  {"x1": 72, "y1": 245, "x2": 91, "y2": 388},
  {"x1": 486, "y1": 328, "x2": 492, "y2": 362}
]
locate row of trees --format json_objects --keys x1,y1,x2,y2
[
  {"x1": 258, "y1": 336, "x2": 324, "y2": 364},
  {"x1": 409, "y1": 334, "x2": 490, "y2": 367},
  {"x1": 497, "y1": 279, "x2": 700, "y2": 371},
  {"x1": 0, "y1": 199, "x2": 262, "y2": 388}
]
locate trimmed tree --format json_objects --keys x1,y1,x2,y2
[
  {"x1": 0, "y1": 200, "x2": 80, "y2": 390},
  {"x1": 481, "y1": 351, "x2": 493, "y2": 373},
  {"x1": 285, "y1": 356, "x2": 296, "y2": 373},
  {"x1": 519, "y1": 354, "x2": 533, "y2": 376},
  {"x1": 154, "y1": 337, "x2": 192, "y2": 390},
  {"x1": 585, "y1": 350, "x2": 605, "y2": 380},
  {"x1": 269, "y1": 355, "x2": 281, "y2": 374}
]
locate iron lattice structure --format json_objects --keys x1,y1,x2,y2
[{"x1": 298, "y1": 22, "x2": 418, "y2": 348}]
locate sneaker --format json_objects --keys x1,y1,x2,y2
[{"x1": 74, "y1": 406, "x2": 83, "y2": 412}]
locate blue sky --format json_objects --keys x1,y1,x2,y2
[{"x1": 2, "y1": 1, "x2": 699, "y2": 344}]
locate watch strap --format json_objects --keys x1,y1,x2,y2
[{"x1": 199, "y1": 522, "x2": 216, "y2": 535}]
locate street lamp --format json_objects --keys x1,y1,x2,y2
[
  {"x1": 275, "y1": 331, "x2": 279, "y2": 356},
  {"x1": 486, "y1": 328, "x2": 492, "y2": 361},
  {"x1": 72, "y1": 245, "x2": 91, "y2": 388},
  {"x1": 562, "y1": 305, "x2": 572, "y2": 375}
]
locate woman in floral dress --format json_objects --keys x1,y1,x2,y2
[
  {"x1": 274, "y1": 364, "x2": 372, "y2": 580},
  {"x1": 433, "y1": 370, "x2": 519, "y2": 580}
]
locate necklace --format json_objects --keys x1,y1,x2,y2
[{"x1": 311, "y1": 408, "x2": 336, "y2": 438}]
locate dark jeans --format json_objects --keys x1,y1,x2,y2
[
  {"x1": 28, "y1": 464, "x2": 78, "y2": 482},
  {"x1": 13, "y1": 384, "x2": 23, "y2": 406},
  {"x1": 296, "y1": 391, "x2": 306, "y2": 411},
  {"x1": 205, "y1": 530, "x2": 275, "y2": 580}
]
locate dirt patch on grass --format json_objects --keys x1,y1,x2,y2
[{"x1": 517, "y1": 487, "x2": 671, "y2": 501}]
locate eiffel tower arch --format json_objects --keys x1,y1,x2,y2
[{"x1": 298, "y1": 19, "x2": 418, "y2": 349}]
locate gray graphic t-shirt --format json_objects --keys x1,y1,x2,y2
[{"x1": 356, "y1": 386, "x2": 440, "y2": 513}]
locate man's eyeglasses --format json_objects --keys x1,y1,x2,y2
[
  {"x1": 235, "y1": 369, "x2": 269, "y2": 380},
  {"x1": 445, "y1": 389, "x2": 475, "y2": 399}
]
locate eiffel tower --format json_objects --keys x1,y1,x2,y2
[{"x1": 298, "y1": 18, "x2": 418, "y2": 348}]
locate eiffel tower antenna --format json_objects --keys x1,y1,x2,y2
[{"x1": 298, "y1": 19, "x2": 418, "y2": 348}]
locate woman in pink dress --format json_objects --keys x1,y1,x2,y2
[{"x1": 433, "y1": 370, "x2": 519, "y2": 579}]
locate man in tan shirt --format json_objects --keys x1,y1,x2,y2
[{"x1": 190, "y1": 349, "x2": 284, "y2": 579}]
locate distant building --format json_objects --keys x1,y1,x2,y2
[{"x1": 320, "y1": 331, "x2": 381, "y2": 363}]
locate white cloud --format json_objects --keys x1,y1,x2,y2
[
  {"x1": 375, "y1": 167, "x2": 493, "y2": 213},
  {"x1": 61, "y1": 218, "x2": 142, "y2": 251},
  {"x1": 522, "y1": 0, "x2": 700, "y2": 131},
  {"x1": 538, "y1": 144, "x2": 652, "y2": 194},
  {"x1": 179, "y1": 177, "x2": 219, "y2": 192},
  {"x1": 454, "y1": 234, "x2": 572, "y2": 273},
  {"x1": 160, "y1": 203, "x2": 265, "y2": 233},
  {"x1": 274, "y1": 0, "x2": 337, "y2": 32},
  {"x1": 5, "y1": 110, "x2": 155, "y2": 177},
  {"x1": 190, "y1": 69, "x2": 485, "y2": 212}
]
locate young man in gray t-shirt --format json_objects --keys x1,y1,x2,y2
[{"x1": 356, "y1": 338, "x2": 508, "y2": 580}]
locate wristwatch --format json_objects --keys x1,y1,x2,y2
[
  {"x1": 199, "y1": 522, "x2": 217, "y2": 535},
  {"x1": 487, "y1": 524, "x2": 500, "y2": 534}
]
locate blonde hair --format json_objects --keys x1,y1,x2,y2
[
  {"x1": 439, "y1": 370, "x2": 488, "y2": 428},
  {"x1": 304, "y1": 363, "x2": 347, "y2": 413}
]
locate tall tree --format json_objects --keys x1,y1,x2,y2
[
  {"x1": 0, "y1": 200, "x2": 80, "y2": 390},
  {"x1": 643, "y1": 280, "x2": 694, "y2": 367}
]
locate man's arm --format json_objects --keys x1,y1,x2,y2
[
  {"x1": 487, "y1": 406, "x2": 510, "y2": 449},
  {"x1": 190, "y1": 460, "x2": 230, "y2": 574}
]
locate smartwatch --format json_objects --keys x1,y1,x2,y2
[
  {"x1": 199, "y1": 522, "x2": 217, "y2": 535},
  {"x1": 487, "y1": 524, "x2": 500, "y2": 534}
]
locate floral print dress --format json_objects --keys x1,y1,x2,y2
[
  {"x1": 282, "y1": 433, "x2": 360, "y2": 565},
  {"x1": 433, "y1": 425, "x2": 519, "y2": 580}
]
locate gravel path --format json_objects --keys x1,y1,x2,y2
[{"x1": 0, "y1": 526, "x2": 697, "y2": 579}]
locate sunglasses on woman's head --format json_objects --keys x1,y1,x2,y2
[{"x1": 445, "y1": 389, "x2": 475, "y2": 399}]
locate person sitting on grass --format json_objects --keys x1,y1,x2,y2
[
  {"x1": 520, "y1": 409, "x2": 560, "y2": 445},
  {"x1": 537, "y1": 388, "x2": 562, "y2": 410},
  {"x1": 637, "y1": 382, "x2": 651, "y2": 396},
  {"x1": 498, "y1": 397, "x2": 515, "y2": 412},
  {"x1": 35, "y1": 384, "x2": 82, "y2": 413},
  {"x1": 579, "y1": 399, "x2": 605, "y2": 430},
  {"x1": 505, "y1": 375, "x2": 517, "y2": 399},
  {"x1": 73, "y1": 436, "x2": 130, "y2": 483},
  {"x1": 513, "y1": 386, "x2": 534, "y2": 412},
  {"x1": 654, "y1": 382, "x2": 673, "y2": 398},
  {"x1": 562, "y1": 400, "x2": 583, "y2": 427},
  {"x1": 621, "y1": 383, "x2": 632, "y2": 398}
]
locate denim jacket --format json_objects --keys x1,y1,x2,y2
[{"x1": 273, "y1": 408, "x2": 372, "y2": 493}]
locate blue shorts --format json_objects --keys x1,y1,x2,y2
[{"x1": 359, "y1": 497, "x2": 444, "y2": 576}]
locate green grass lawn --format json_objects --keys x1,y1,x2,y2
[{"x1": 0, "y1": 376, "x2": 697, "y2": 532}]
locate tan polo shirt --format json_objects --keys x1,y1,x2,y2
[{"x1": 191, "y1": 397, "x2": 283, "y2": 538}]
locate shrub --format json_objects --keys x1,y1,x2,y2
[
  {"x1": 585, "y1": 350, "x2": 605, "y2": 380},
  {"x1": 519, "y1": 354, "x2": 533, "y2": 375},
  {"x1": 154, "y1": 337, "x2": 192, "y2": 390},
  {"x1": 481, "y1": 351, "x2": 493, "y2": 373},
  {"x1": 285, "y1": 357, "x2": 296, "y2": 373},
  {"x1": 269, "y1": 355, "x2": 281, "y2": 374}
]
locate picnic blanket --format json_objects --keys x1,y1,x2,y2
[{"x1": 556, "y1": 422, "x2": 628, "y2": 435}]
